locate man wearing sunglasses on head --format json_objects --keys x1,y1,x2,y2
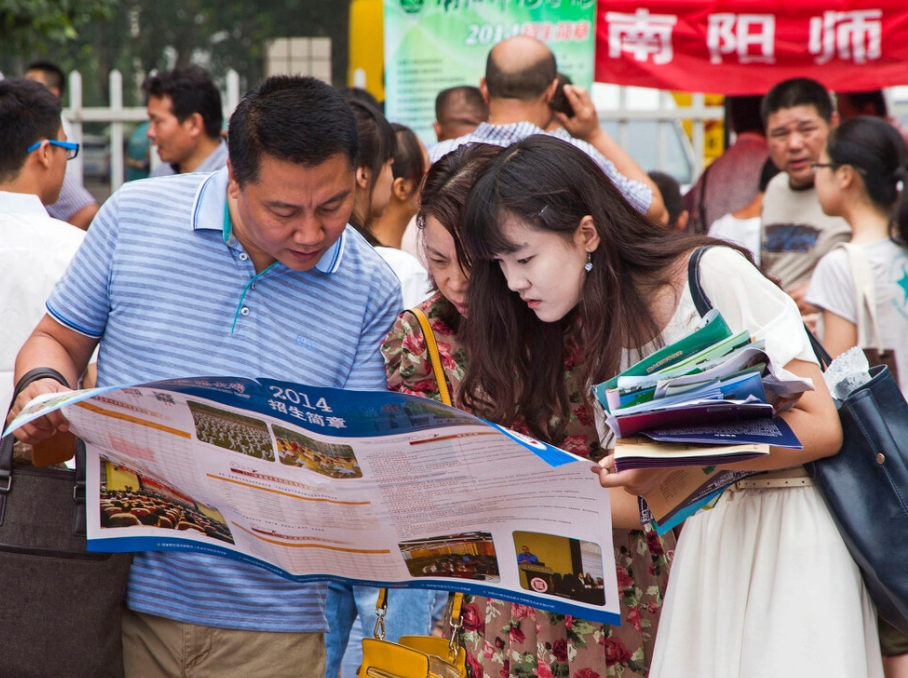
[{"x1": 0, "y1": 78, "x2": 85, "y2": 410}]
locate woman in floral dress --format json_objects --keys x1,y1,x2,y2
[{"x1": 381, "y1": 143, "x2": 674, "y2": 678}]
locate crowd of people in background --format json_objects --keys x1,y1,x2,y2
[{"x1": 3, "y1": 30, "x2": 908, "y2": 678}]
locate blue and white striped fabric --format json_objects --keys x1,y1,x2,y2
[
  {"x1": 47, "y1": 167, "x2": 403, "y2": 632},
  {"x1": 428, "y1": 122, "x2": 652, "y2": 215}
]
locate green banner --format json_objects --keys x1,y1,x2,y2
[{"x1": 384, "y1": 0, "x2": 597, "y2": 145}]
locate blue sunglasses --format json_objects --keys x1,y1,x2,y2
[{"x1": 26, "y1": 139, "x2": 80, "y2": 160}]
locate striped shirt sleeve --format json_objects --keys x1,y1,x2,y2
[
  {"x1": 45, "y1": 190, "x2": 119, "y2": 337},
  {"x1": 344, "y1": 269, "x2": 403, "y2": 391}
]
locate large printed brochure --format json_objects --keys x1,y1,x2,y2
[{"x1": 5, "y1": 376, "x2": 620, "y2": 624}]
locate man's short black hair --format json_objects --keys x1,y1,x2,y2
[
  {"x1": 485, "y1": 46, "x2": 556, "y2": 100},
  {"x1": 0, "y1": 79, "x2": 62, "y2": 183},
  {"x1": 228, "y1": 75, "x2": 359, "y2": 188},
  {"x1": 761, "y1": 78, "x2": 833, "y2": 126},
  {"x1": 142, "y1": 66, "x2": 223, "y2": 139},
  {"x1": 726, "y1": 95, "x2": 764, "y2": 135},
  {"x1": 27, "y1": 60, "x2": 66, "y2": 97},
  {"x1": 435, "y1": 86, "x2": 487, "y2": 124}
]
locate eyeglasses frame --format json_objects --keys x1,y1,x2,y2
[{"x1": 26, "y1": 139, "x2": 80, "y2": 160}]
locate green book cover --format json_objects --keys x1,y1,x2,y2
[{"x1": 592, "y1": 310, "x2": 733, "y2": 409}]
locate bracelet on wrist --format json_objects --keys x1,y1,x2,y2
[{"x1": 13, "y1": 368, "x2": 70, "y2": 400}]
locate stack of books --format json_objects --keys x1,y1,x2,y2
[{"x1": 593, "y1": 309, "x2": 813, "y2": 532}]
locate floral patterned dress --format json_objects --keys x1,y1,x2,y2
[{"x1": 381, "y1": 293, "x2": 675, "y2": 678}]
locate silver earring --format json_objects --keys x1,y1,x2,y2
[{"x1": 584, "y1": 252, "x2": 593, "y2": 273}]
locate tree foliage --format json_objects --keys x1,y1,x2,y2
[
  {"x1": 0, "y1": 0, "x2": 115, "y2": 52},
  {"x1": 0, "y1": 0, "x2": 350, "y2": 106}
]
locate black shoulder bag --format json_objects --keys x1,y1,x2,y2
[
  {"x1": 0, "y1": 368, "x2": 132, "y2": 678},
  {"x1": 689, "y1": 245, "x2": 908, "y2": 636}
]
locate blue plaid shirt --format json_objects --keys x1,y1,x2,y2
[{"x1": 428, "y1": 122, "x2": 652, "y2": 214}]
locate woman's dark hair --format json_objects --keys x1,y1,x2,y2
[
  {"x1": 417, "y1": 143, "x2": 503, "y2": 328},
  {"x1": 826, "y1": 115, "x2": 908, "y2": 242},
  {"x1": 458, "y1": 134, "x2": 717, "y2": 441},
  {"x1": 390, "y1": 123, "x2": 425, "y2": 197},
  {"x1": 347, "y1": 99, "x2": 396, "y2": 244}
]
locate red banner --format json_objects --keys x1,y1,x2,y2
[{"x1": 595, "y1": 1, "x2": 908, "y2": 94}]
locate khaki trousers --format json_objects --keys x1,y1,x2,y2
[{"x1": 122, "y1": 608, "x2": 326, "y2": 678}]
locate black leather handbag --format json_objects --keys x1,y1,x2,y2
[
  {"x1": 688, "y1": 246, "x2": 908, "y2": 635},
  {"x1": 805, "y1": 358, "x2": 908, "y2": 635},
  {"x1": 0, "y1": 371, "x2": 132, "y2": 678}
]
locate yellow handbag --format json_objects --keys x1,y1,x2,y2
[{"x1": 359, "y1": 588, "x2": 467, "y2": 678}]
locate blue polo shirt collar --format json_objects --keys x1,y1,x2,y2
[{"x1": 190, "y1": 166, "x2": 347, "y2": 274}]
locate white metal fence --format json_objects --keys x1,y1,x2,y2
[
  {"x1": 63, "y1": 69, "x2": 241, "y2": 194},
  {"x1": 62, "y1": 68, "x2": 729, "y2": 195},
  {"x1": 60, "y1": 68, "x2": 908, "y2": 197}
]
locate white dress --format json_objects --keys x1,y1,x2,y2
[{"x1": 642, "y1": 247, "x2": 882, "y2": 678}]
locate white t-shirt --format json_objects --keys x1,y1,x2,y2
[
  {"x1": 806, "y1": 239, "x2": 908, "y2": 395},
  {"x1": 0, "y1": 192, "x2": 85, "y2": 407},
  {"x1": 707, "y1": 214, "x2": 761, "y2": 265},
  {"x1": 600, "y1": 246, "x2": 816, "y2": 447},
  {"x1": 760, "y1": 173, "x2": 851, "y2": 289},
  {"x1": 622, "y1": 246, "x2": 814, "y2": 370},
  {"x1": 375, "y1": 246, "x2": 432, "y2": 309}
]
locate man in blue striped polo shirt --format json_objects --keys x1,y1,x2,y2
[{"x1": 10, "y1": 76, "x2": 402, "y2": 677}]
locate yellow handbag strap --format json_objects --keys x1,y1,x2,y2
[
  {"x1": 408, "y1": 308, "x2": 453, "y2": 407},
  {"x1": 374, "y1": 589, "x2": 465, "y2": 649}
]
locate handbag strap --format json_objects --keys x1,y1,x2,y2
[
  {"x1": 836, "y1": 243, "x2": 885, "y2": 354},
  {"x1": 374, "y1": 588, "x2": 466, "y2": 651},
  {"x1": 0, "y1": 367, "x2": 83, "y2": 529},
  {"x1": 687, "y1": 245, "x2": 833, "y2": 370},
  {"x1": 407, "y1": 308, "x2": 453, "y2": 407},
  {"x1": 686, "y1": 246, "x2": 715, "y2": 317}
]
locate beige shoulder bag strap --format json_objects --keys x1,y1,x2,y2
[{"x1": 837, "y1": 243, "x2": 885, "y2": 354}]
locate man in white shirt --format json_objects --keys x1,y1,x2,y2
[
  {"x1": 0, "y1": 79, "x2": 85, "y2": 406},
  {"x1": 25, "y1": 60, "x2": 100, "y2": 230}
]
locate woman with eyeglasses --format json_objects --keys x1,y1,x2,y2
[
  {"x1": 806, "y1": 116, "x2": 908, "y2": 677},
  {"x1": 807, "y1": 116, "x2": 908, "y2": 396}
]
